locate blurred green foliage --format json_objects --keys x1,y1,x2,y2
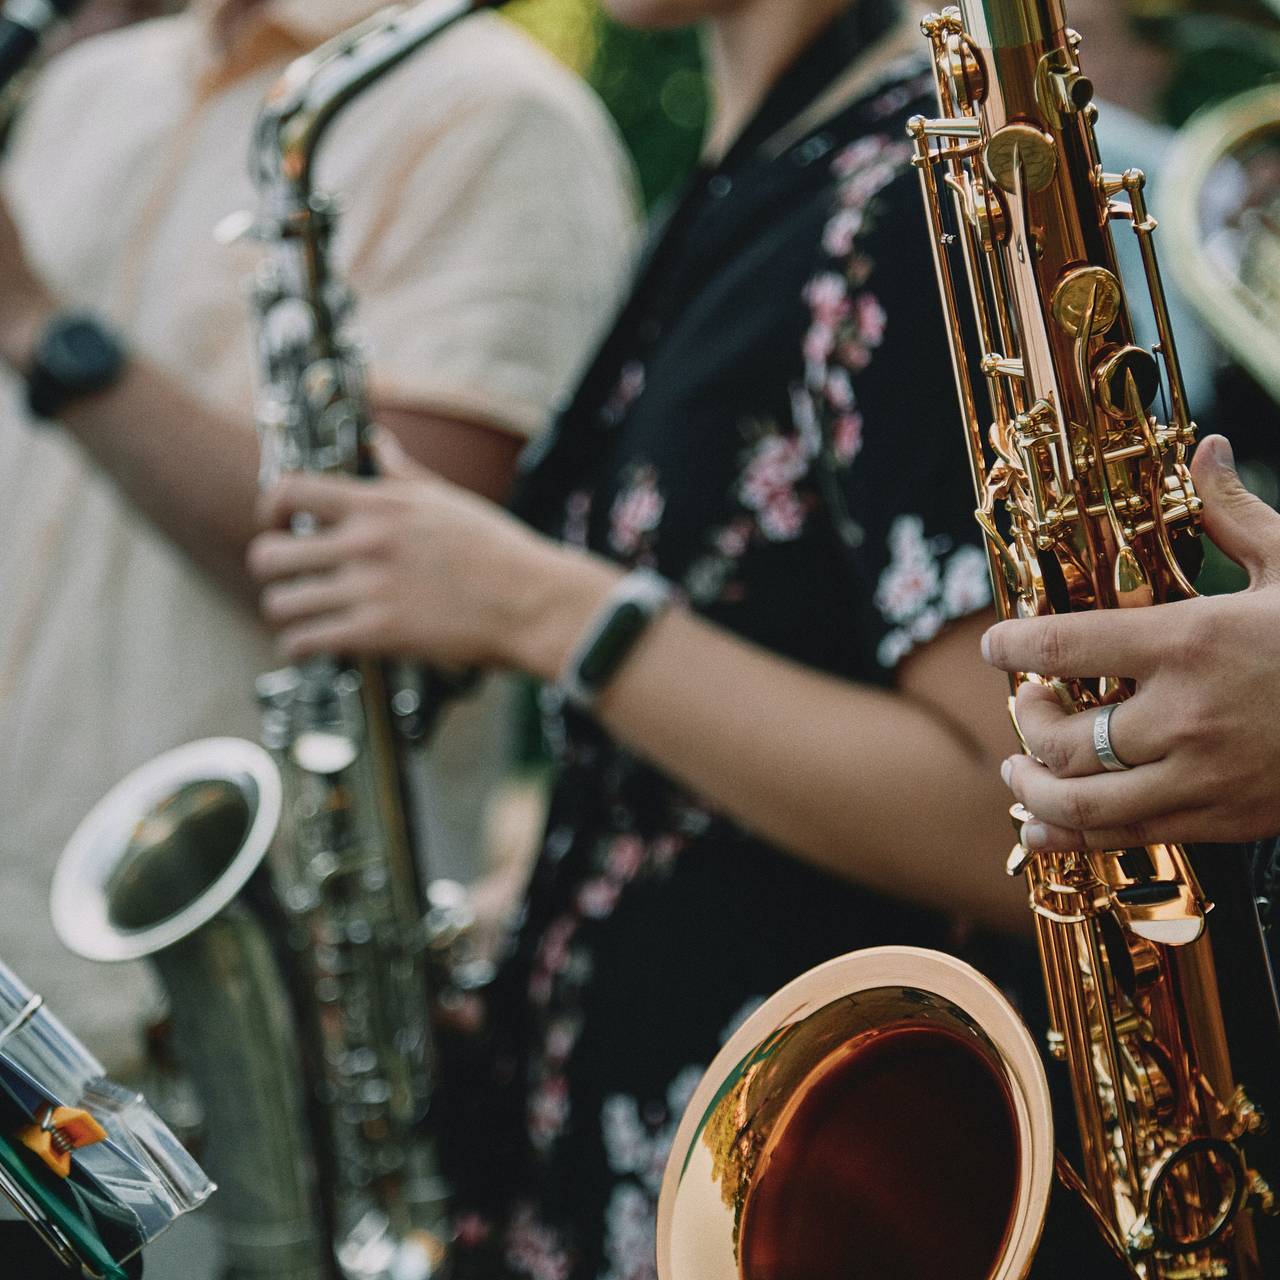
[
  {"x1": 589, "y1": 20, "x2": 707, "y2": 209},
  {"x1": 509, "y1": 0, "x2": 707, "y2": 210},
  {"x1": 1126, "y1": 0, "x2": 1280, "y2": 122}
]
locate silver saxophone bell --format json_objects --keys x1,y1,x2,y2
[{"x1": 51, "y1": 738, "x2": 327, "y2": 1280}]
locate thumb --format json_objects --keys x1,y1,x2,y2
[
  {"x1": 371, "y1": 427, "x2": 427, "y2": 481},
  {"x1": 1192, "y1": 435, "x2": 1280, "y2": 584}
]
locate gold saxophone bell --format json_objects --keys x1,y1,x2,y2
[{"x1": 657, "y1": 948, "x2": 1134, "y2": 1280}]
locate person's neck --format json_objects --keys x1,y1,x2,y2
[
  {"x1": 212, "y1": 0, "x2": 268, "y2": 49},
  {"x1": 701, "y1": 0, "x2": 851, "y2": 162}
]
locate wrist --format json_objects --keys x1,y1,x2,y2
[
  {"x1": 498, "y1": 539, "x2": 622, "y2": 681},
  {"x1": 0, "y1": 291, "x2": 54, "y2": 372}
]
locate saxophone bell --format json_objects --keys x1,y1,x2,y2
[
  {"x1": 51, "y1": 739, "x2": 328, "y2": 1280},
  {"x1": 657, "y1": 947, "x2": 1136, "y2": 1280}
]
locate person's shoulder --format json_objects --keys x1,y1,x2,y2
[
  {"x1": 35, "y1": 12, "x2": 189, "y2": 100},
  {"x1": 8, "y1": 15, "x2": 190, "y2": 169},
  {"x1": 404, "y1": 14, "x2": 619, "y2": 140}
]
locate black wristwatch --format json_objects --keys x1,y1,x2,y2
[{"x1": 26, "y1": 313, "x2": 126, "y2": 420}]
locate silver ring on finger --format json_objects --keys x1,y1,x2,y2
[{"x1": 1092, "y1": 703, "x2": 1130, "y2": 773}]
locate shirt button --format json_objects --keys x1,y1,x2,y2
[{"x1": 707, "y1": 174, "x2": 733, "y2": 198}]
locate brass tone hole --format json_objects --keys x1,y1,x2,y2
[{"x1": 1093, "y1": 345, "x2": 1160, "y2": 420}]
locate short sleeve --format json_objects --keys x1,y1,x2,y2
[
  {"x1": 332, "y1": 29, "x2": 641, "y2": 440},
  {"x1": 798, "y1": 128, "x2": 993, "y2": 675}
]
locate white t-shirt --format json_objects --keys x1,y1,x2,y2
[{"x1": 0, "y1": 1, "x2": 637, "y2": 1069}]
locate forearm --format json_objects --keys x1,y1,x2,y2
[
  {"x1": 252, "y1": 471, "x2": 1026, "y2": 931},
  {"x1": 57, "y1": 371, "x2": 526, "y2": 606},
  {"x1": 513, "y1": 551, "x2": 1026, "y2": 931},
  {"x1": 61, "y1": 361, "x2": 261, "y2": 599}
]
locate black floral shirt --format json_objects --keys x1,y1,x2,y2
[{"x1": 443, "y1": 14, "x2": 1000, "y2": 1280}]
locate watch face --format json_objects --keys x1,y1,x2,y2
[{"x1": 42, "y1": 317, "x2": 124, "y2": 391}]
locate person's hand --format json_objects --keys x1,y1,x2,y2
[
  {"x1": 0, "y1": 196, "x2": 56, "y2": 369},
  {"x1": 248, "y1": 433, "x2": 619, "y2": 673},
  {"x1": 982, "y1": 435, "x2": 1280, "y2": 850}
]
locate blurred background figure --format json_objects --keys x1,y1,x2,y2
[{"x1": 0, "y1": 0, "x2": 637, "y2": 1080}]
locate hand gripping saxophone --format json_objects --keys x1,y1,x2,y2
[
  {"x1": 239, "y1": 4, "x2": 498, "y2": 1277},
  {"x1": 657, "y1": 5, "x2": 1280, "y2": 1279},
  {"x1": 909, "y1": 1, "x2": 1280, "y2": 1274},
  {"x1": 51, "y1": 5, "x2": 494, "y2": 1280}
]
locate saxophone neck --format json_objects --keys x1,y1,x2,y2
[{"x1": 251, "y1": 0, "x2": 487, "y2": 209}]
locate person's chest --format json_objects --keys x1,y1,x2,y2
[{"x1": 566, "y1": 160, "x2": 837, "y2": 566}]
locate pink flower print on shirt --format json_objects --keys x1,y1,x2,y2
[
  {"x1": 606, "y1": 833, "x2": 646, "y2": 880},
  {"x1": 804, "y1": 272, "x2": 851, "y2": 328},
  {"x1": 836, "y1": 294, "x2": 888, "y2": 373},
  {"x1": 874, "y1": 515, "x2": 993, "y2": 668},
  {"x1": 562, "y1": 490, "x2": 592, "y2": 549},
  {"x1": 832, "y1": 134, "x2": 893, "y2": 180},
  {"x1": 578, "y1": 877, "x2": 622, "y2": 919},
  {"x1": 825, "y1": 365, "x2": 855, "y2": 410},
  {"x1": 609, "y1": 466, "x2": 665, "y2": 558},
  {"x1": 714, "y1": 517, "x2": 754, "y2": 559},
  {"x1": 738, "y1": 433, "x2": 811, "y2": 544},
  {"x1": 529, "y1": 1073, "x2": 571, "y2": 1148},
  {"x1": 601, "y1": 360, "x2": 647, "y2": 427},
  {"x1": 855, "y1": 292, "x2": 887, "y2": 344},
  {"x1": 942, "y1": 544, "x2": 992, "y2": 616},
  {"x1": 822, "y1": 205, "x2": 864, "y2": 257},
  {"x1": 454, "y1": 1213, "x2": 493, "y2": 1249},
  {"x1": 739, "y1": 434, "x2": 806, "y2": 509},
  {"x1": 528, "y1": 915, "x2": 579, "y2": 1006},
  {"x1": 505, "y1": 1205, "x2": 573, "y2": 1280},
  {"x1": 832, "y1": 411, "x2": 864, "y2": 462},
  {"x1": 760, "y1": 491, "x2": 807, "y2": 541},
  {"x1": 876, "y1": 515, "x2": 942, "y2": 625}
]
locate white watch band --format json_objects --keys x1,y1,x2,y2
[{"x1": 555, "y1": 568, "x2": 675, "y2": 710}]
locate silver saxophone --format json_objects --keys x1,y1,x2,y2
[{"x1": 52, "y1": 4, "x2": 494, "y2": 1279}]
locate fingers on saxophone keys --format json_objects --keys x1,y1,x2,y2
[
  {"x1": 248, "y1": 520, "x2": 386, "y2": 583},
  {"x1": 256, "y1": 471, "x2": 360, "y2": 530},
  {"x1": 1003, "y1": 754, "x2": 1190, "y2": 838},
  {"x1": 1019, "y1": 808, "x2": 1215, "y2": 853},
  {"x1": 1012, "y1": 683, "x2": 1157, "y2": 778},
  {"x1": 260, "y1": 568, "x2": 360, "y2": 626},
  {"x1": 982, "y1": 609, "x2": 1160, "y2": 678}
]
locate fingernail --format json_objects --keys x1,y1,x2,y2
[
  {"x1": 1202, "y1": 434, "x2": 1236, "y2": 472},
  {"x1": 1001, "y1": 757, "x2": 1014, "y2": 786},
  {"x1": 1021, "y1": 821, "x2": 1048, "y2": 849},
  {"x1": 981, "y1": 629, "x2": 993, "y2": 663}
]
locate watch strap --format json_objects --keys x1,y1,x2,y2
[
  {"x1": 556, "y1": 568, "x2": 675, "y2": 710},
  {"x1": 26, "y1": 313, "x2": 125, "y2": 421}
]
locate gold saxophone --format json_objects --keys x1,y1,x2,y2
[{"x1": 656, "y1": 3, "x2": 1280, "y2": 1277}]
